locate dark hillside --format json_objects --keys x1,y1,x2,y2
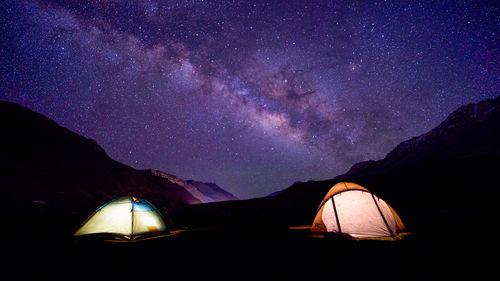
[
  {"x1": 0, "y1": 101, "x2": 200, "y2": 214},
  {"x1": 176, "y1": 96, "x2": 500, "y2": 230}
]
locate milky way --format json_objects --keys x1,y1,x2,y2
[{"x1": 1, "y1": 1, "x2": 498, "y2": 198}]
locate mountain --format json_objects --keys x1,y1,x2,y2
[
  {"x1": 266, "y1": 190, "x2": 282, "y2": 197},
  {"x1": 341, "y1": 96, "x2": 500, "y2": 178},
  {"x1": 147, "y1": 169, "x2": 238, "y2": 203},
  {"x1": 185, "y1": 180, "x2": 238, "y2": 202},
  {"x1": 276, "y1": 95, "x2": 500, "y2": 215},
  {"x1": 176, "y1": 96, "x2": 500, "y2": 228},
  {"x1": 0, "y1": 101, "x2": 227, "y2": 215}
]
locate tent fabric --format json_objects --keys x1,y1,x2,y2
[
  {"x1": 74, "y1": 196, "x2": 167, "y2": 239},
  {"x1": 387, "y1": 204, "x2": 405, "y2": 232},
  {"x1": 311, "y1": 182, "x2": 404, "y2": 238},
  {"x1": 318, "y1": 182, "x2": 369, "y2": 208}
]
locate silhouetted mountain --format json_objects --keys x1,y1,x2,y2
[
  {"x1": 177, "y1": 96, "x2": 500, "y2": 228},
  {"x1": 341, "y1": 96, "x2": 500, "y2": 177},
  {"x1": 186, "y1": 180, "x2": 239, "y2": 202},
  {"x1": 276, "y1": 96, "x2": 500, "y2": 216},
  {"x1": 147, "y1": 169, "x2": 238, "y2": 202},
  {"x1": 266, "y1": 190, "x2": 282, "y2": 197},
  {"x1": 0, "y1": 101, "x2": 202, "y2": 214}
]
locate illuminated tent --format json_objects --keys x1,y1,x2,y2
[
  {"x1": 74, "y1": 196, "x2": 167, "y2": 239},
  {"x1": 311, "y1": 182, "x2": 404, "y2": 238}
]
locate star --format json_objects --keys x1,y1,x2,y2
[{"x1": 0, "y1": 0, "x2": 498, "y2": 198}]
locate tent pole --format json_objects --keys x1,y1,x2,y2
[
  {"x1": 343, "y1": 182, "x2": 349, "y2": 190},
  {"x1": 131, "y1": 197, "x2": 135, "y2": 240},
  {"x1": 331, "y1": 197, "x2": 342, "y2": 235},
  {"x1": 371, "y1": 193, "x2": 394, "y2": 238}
]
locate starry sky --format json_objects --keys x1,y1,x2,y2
[{"x1": 1, "y1": 1, "x2": 499, "y2": 198}]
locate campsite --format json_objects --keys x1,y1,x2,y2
[
  {"x1": 2, "y1": 91, "x2": 499, "y2": 280},
  {"x1": 2, "y1": 1, "x2": 499, "y2": 280},
  {"x1": 2, "y1": 96, "x2": 500, "y2": 279},
  {"x1": 4, "y1": 201, "x2": 495, "y2": 279}
]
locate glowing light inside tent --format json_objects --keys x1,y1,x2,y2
[
  {"x1": 74, "y1": 196, "x2": 166, "y2": 238},
  {"x1": 133, "y1": 210, "x2": 166, "y2": 234},
  {"x1": 312, "y1": 182, "x2": 405, "y2": 238}
]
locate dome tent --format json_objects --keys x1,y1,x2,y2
[
  {"x1": 311, "y1": 182, "x2": 404, "y2": 238},
  {"x1": 74, "y1": 196, "x2": 167, "y2": 240}
]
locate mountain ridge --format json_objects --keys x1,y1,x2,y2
[
  {"x1": 185, "y1": 179, "x2": 239, "y2": 202},
  {"x1": 177, "y1": 96, "x2": 500, "y2": 229},
  {"x1": 273, "y1": 95, "x2": 500, "y2": 213},
  {"x1": 339, "y1": 95, "x2": 500, "y2": 178},
  {"x1": 0, "y1": 101, "x2": 235, "y2": 214},
  {"x1": 147, "y1": 169, "x2": 238, "y2": 203}
]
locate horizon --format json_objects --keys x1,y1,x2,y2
[{"x1": 1, "y1": 1, "x2": 498, "y2": 199}]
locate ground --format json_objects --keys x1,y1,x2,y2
[{"x1": 3, "y1": 208, "x2": 497, "y2": 280}]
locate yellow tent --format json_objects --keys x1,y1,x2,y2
[
  {"x1": 311, "y1": 182, "x2": 404, "y2": 238},
  {"x1": 74, "y1": 196, "x2": 167, "y2": 240}
]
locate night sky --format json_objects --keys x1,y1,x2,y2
[{"x1": 1, "y1": 1, "x2": 498, "y2": 198}]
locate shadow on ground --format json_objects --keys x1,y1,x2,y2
[{"x1": 3, "y1": 207, "x2": 497, "y2": 280}]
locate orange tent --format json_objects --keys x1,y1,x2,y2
[{"x1": 311, "y1": 182, "x2": 404, "y2": 238}]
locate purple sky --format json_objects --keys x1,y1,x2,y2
[{"x1": 1, "y1": 1, "x2": 498, "y2": 198}]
